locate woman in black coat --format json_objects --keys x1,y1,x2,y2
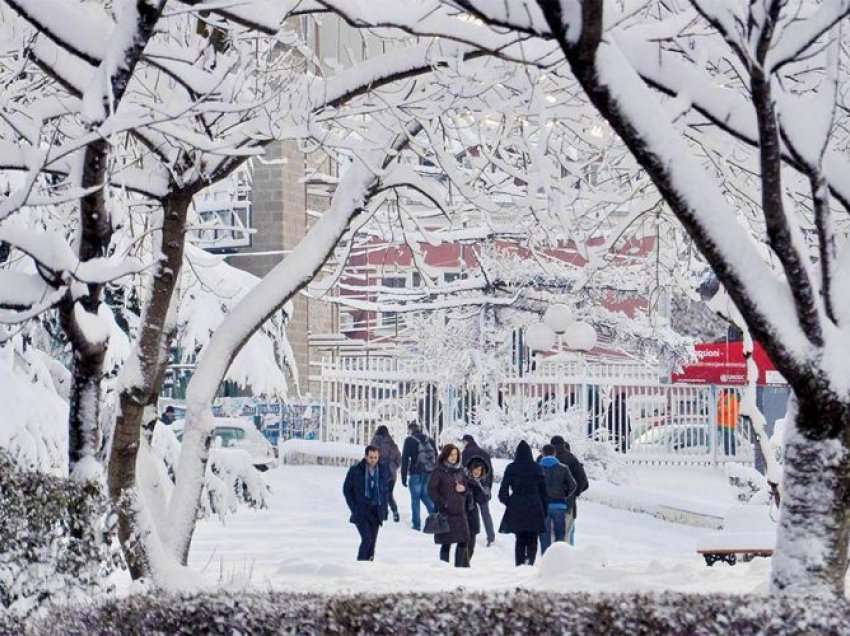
[
  {"x1": 428, "y1": 444, "x2": 471, "y2": 567},
  {"x1": 499, "y1": 440, "x2": 548, "y2": 566}
]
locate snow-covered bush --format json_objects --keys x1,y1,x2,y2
[
  {"x1": 725, "y1": 463, "x2": 771, "y2": 503},
  {"x1": 445, "y1": 408, "x2": 628, "y2": 484},
  {"x1": 0, "y1": 451, "x2": 118, "y2": 617},
  {"x1": 0, "y1": 347, "x2": 69, "y2": 476},
  {"x1": 144, "y1": 423, "x2": 270, "y2": 522},
  {"x1": 28, "y1": 590, "x2": 850, "y2": 635}
]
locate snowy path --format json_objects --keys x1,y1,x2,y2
[{"x1": 189, "y1": 465, "x2": 769, "y2": 594}]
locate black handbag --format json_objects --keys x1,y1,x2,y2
[{"x1": 423, "y1": 512, "x2": 450, "y2": 534}]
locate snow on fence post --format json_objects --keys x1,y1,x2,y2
[{"x1": 709, "y1": 385, "x2": 718, "y2": 468}]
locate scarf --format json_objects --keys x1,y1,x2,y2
[{"x1": 365, "y1": 464, "x2": 381, "y2": 505}]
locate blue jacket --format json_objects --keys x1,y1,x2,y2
[{"x1": 343, "y1": 459, "x2": 390, "y2": 524}]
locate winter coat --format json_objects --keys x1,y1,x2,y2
[
  {"x1": 343, "y1": 460, "x2": 390, "y2": 525},
  {"x1": 428, "y1": 462, "x2": 471, "y2": 545},
  {"x1": 539, "y1": 456, "x2": 577, "y2": 506},
  {"x1": 498, "y1": 441, "x2": 548, "y2": 535},
  {"x1": 461, "y1": 440, "x2": 493, "y2": 490},
  {"x1": 401, "y1": 431, "x2": 437, "y2": 482},
  {"x1": 465, "y1": 475, "x2": 490, "y2": 537},
  {"x1": 606, "y1": 394, "x2": 631, "y2": 453},
  {"x1": 552, "y1": 441, "x2": 589, "y2": 519},
  {"x1": 370, "y1": 431, "x2": 402, "y2": 477}
]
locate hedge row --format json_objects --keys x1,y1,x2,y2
[{"x1": 26, "y1": 590, "x2": 850, "y2": 635}]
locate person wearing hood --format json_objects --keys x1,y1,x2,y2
[
  {"x1": 461, "y1": 434, "x2": 495, "y2": 546},
  {"x1": 428, "y1": 444, "x2": 472, "y2": 567},
  {"x1": 370, "y1": 425, "x2": 402, "y2": 522},
  {"x1": 498, "y1": 440, "x2": 548, "y2": 566},
  {"x1": 538, "y1": 444, "x2": 578, "y2": 554},
  {"x1": 549, "y1": 435, "x2": 588, "y2": 545},
  {"x1": 464, "y1": 456, "x2": 490, "y2": 564}
]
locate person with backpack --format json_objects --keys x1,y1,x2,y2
[
  {"x1": 537, "y1": 444, "x2": 577, "y2": 554},
  {"x1": 401, "y1": 422, "x2": 437, "y2": 531},
  {"x1": 461, "y1": 434, "x2": 496, "y2": 546},
  {"x1": 498, "y1": 440, "x2": 548, "y2": 566},
  {"x1": 370, "y1": 425, "x2": 402, "y2": 522},
  {"x1": 547, "y1": 436, "x2": 589, "y2": 545}
]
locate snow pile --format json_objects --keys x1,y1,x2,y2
[
  {"x1": 279, "y1": 438, "x2": 364, "y2": 465},
  {"x1": 0, "y1": 452, "x2": 118, "y2": 617},
  {"x1": 0, "y1": 347, "x2": 69, "y2": 476},
  {"x1": 28, "y1": 590, "x2": 850, "y2": 634}
]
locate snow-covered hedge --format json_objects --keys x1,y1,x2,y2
[
  {"x1": 0, "y1": 451, "x2": 118, "y2": 616},
  {"x1": 26, "y1": 590, "x2": 850, "y2": 635}
]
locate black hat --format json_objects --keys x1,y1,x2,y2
[
  {"x1": 461, "y1": 434, "x2": 474, "y2": 443},
  {"x1": 550, "y1": 435, "x2": 565, "y2": 445}
]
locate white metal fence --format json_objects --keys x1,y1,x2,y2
[{"x1": 315, "y1": 356, "x2": 757, "y2": 467}]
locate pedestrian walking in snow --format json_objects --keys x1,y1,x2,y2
[
  {"x1": 428, "y1": 444, "x2": 471, "y2": 567},
  {"x1": 716, "y1": 388, "x2": 740, "y2": 456},
  {"x1": 464, "y1": 457, "x2": 490, "y2": 564},
  {"x1": 499, "y1": 440, "x2": 548, "y2": 566},
  {"x1": 401, "y1": 422, "x2": 437, "y2": 531},
  {"x1": 461, "y1": 434, "x2": 496, "y2": 546},
  {"x1": 538, "y1": 444, "x2": 577, "y2": 554},
  {"x1": 343, "y1": 445, "x2": 389, "y2": 561},
  {"x1": 550, "y1": 435, "x2": 588, "y2": 545},
  {"x1": 370, "y1": 425, "x2": 402, "y2": 522}
]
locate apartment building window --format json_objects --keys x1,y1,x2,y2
[{"x1": 380, "y1": 275, "x2": 406, "y2": 329}]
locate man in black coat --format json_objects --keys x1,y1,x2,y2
[
  {"x1": 461, "y1": 434, "x2": 496, "y2": 546},
  {"x1": 343, "y1": 445, "x2": 389, "y2": 561},
  {"x1": 550, "y1": 435, "x2": 589, "y2": 545}
]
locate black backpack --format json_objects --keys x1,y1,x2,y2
[{"x1": 415, "y1": 435, "x2": 437, "y2": 473}]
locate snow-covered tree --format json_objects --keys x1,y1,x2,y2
[{"x1": 315, "y1": 0, "x2": 850, "y2": 595}]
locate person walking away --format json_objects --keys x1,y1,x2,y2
[
  {"x1": 538, "y1": 444, "x2": 577, "y2": 554},
  {"x1": 550, "y1": 436, "x2": 588, "y2": 546},
  {"x1": 370, "y1": 425, "x2": 402, "y2": 522},
  {"x1": 499, "y1": 440, "x2": 548, "y2": 566},
  {"x1": 428, "y1": 444, "x2": 471, "y2": 567},
  {"x1": 343, "y1": 445, "x2": 389, "y2": 561},
  {"x1": 461, "y1": 434, "x2": 496, "y2": 546},
  {"x1": 464, "y1": 458, "x2": 490, "y2": 564},
  {"x1": 717, "y1": 388, "x2": 740, "y2": 456},
  {"x1": 401, "y1": 423, "x2": 437, "y2": 530}
]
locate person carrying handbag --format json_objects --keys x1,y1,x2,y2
[{"x1": 427, "y1": 444, "x2": 471, "y2": 567}]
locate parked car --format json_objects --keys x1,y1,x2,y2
[
  {"x1": 632, "y1": 423, "x2": 753, "y2": 458},
  {"x1": 171, "y1": 417, "x2": 278, "y2": 471}
]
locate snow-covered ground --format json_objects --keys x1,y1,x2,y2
[{"x1": 189, "y1": 464, "x2": 770, "y2": 594}]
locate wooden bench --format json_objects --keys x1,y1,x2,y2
[{"x1": 697, "y1": 548, "x2": 773, "y2": 566}]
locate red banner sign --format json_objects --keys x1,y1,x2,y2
[{"x1": 671, "y1": 341, "x2": 786, "y2": 385}]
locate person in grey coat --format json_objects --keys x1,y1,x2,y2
[{"x1": 370, "y1": 425, "x2": 402, "y2": 522}]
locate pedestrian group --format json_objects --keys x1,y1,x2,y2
[{"x1": 343, "y1": 423, "x2": 589, "y2": 567}]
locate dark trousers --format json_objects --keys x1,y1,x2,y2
[
  {"x1": 467, "y1": 534, "x2": 477, "y2": 564},
  {"x1": 719, "y1": 426, "x2": 737, "y2": 456},
  {"x1": 515, "y1": 531, "x2": 538, "y2": 566},
  {"x1": 439, "y1": 542, "x2": 469, "y2": 567},
  {"x1": 355, "y1": 509, "x2": 381, "y2": 561},
  {"x1": 388, "y1": 476, "x2": 399, "y2": 515}
]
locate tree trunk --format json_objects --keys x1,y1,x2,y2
[
  {"x1": 771, "y1": 394, "x2": 850, "y2": 595},
  {"x1": 107, "y1": 193, "x2": 190, "y2": 579}
]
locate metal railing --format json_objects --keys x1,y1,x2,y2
[{"x1": 314, "y1": 356, "x2": 756, "y2": 466}]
